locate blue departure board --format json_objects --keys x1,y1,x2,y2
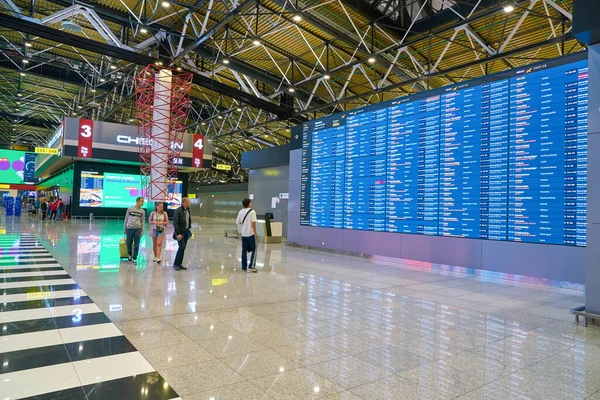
[{"x1": 299, "y1": 53, "x2": 588, "y2": 247}]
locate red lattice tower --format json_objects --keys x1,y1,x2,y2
[{"x1": 135, "y1": 65, "x2": 193, "y2": 201}]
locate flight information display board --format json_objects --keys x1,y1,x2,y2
[{"x1": 300, "y1": 54, "x2": 588, "y2": 246}]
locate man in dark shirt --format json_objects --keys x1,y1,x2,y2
[
  {"x1": 172, "y1": 197, "x2": 191, "y2": 271},
  {"x1": 40, "y1": 200, "x2": 47, "y2": 221}
]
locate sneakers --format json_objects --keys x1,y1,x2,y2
[
  {"x1": 128, "y1": 257, "x2": 132, "y2": 262},
  {"x1": 133, "y1": 259, "x2": 137, "y2": 265},
  {"x1": 247, "y1": 268, "x2": 258, "y2": 273}
]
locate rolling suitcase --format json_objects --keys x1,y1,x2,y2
[{"x1": 119, "y1": 237, "x2": 129, "y2": 259}]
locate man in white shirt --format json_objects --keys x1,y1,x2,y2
[{"x1": 236, "y1": 198, "x2": 258, "y2": 273}]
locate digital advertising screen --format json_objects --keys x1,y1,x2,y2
[
  {"x1": 0, "y1": 149, "x2": 36, "y2": 184},
  {"x1": 300, "y1": 54, "x2": 588, "y2": 247},
  {"x1": 79, "y1": 170, "x2": 183, "y2": 209}
]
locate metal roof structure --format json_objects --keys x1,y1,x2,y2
[{"x1": 0, "y1": 0, "x2": 584, "y2": 180}]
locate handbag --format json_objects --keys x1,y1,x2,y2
[{"x1": 152, "y1": 212, "x2": 165, "y2": 233}]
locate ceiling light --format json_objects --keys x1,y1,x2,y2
[
  {"x1": 222, "y1": 58, "x2": 230, "y2": 64},
  {"x1": 201, "y1": 122, "x2": 206, "y2": 125},
  {"x1": 72, "y1": 112, "x2": 77, "y2": 116},
  {"x1": 16, "y1": 101, "x2": 20, "y2": 104},
  {"x1": 324, "y1": 74, "x2": 330, "y2": 80},
  {"x1": 78, "y1": 105, "x2": 83, "y2": 109},
  {"x1": 100, "y1": 78, "x2": 106, "y2": 82},
  {"x1": 367, "y1": 57, "x2": 376, "y2": 64},
  {"x1": 156, "y1": 61, "x2": 163, "y2": 66},
  {"x1": 20, "y1": 72, "x2": 25, "y2": 77},
  {"x1": 110, "y1": 65, "x2": 116, "y2": 70},
  {"x1": 62, "y1": 20, "x2": 82, "y2": 32},
  {"x1": 140, "y1": 27, "x2": 148, "y2": 34},
  {"x1": 236, "y1": 108, "x2": 242, "y2": 112},
  {"x1": 252, "y1": 39, "x2": 261, "y2": 46},
  {"x1": 22, "y1": 59, "x2": 29, "y2": 64},
  {"x1": 293, "y1": 14, "x2": 302, "y2": 22},
  {"x1": 218, "y1": 115, "x2": 223, "y2": 119},
  {"x1": 129, "y1": 118, "x2": 134, "y2": 122},
  {"x1": 176, "y1": 67, "x2": 182, "y2": 71},
  {"x1": 288, "y1": 87, "x2": 295, "y2": 92},
  {"x1": 17, "y1": 93, "x2": 22, "y2": 97},
  {"x1": 91, "y1": 89, "x2": 96, "y2": 93},
  {"x1": 503, "y1": 4, "x2": 514, "y2": 12},
  {"x1": 161, "y1": 1, "x2": 170, "y2": 7},
  {"x1": 25, "y1": 42, "x2": 32, "y2": 47},
  {"x1": 285, "y1": 129, "x2": 290, "y2": 132},
  {"x1": 15, "y1": 108, "x2": 19, "y2": 111},
  {"x1": 264, "y1": 134, "x2": 268, "y2": 138}
]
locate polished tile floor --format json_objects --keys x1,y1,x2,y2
[{"x1": 2, "y1": 215, "x2": 599, "y2": 399}]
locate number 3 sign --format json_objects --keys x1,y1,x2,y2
[
  {"x1": 78, "y1": 119, "x2": 94, "y2": 158},
  {"x1": 192, "y1": 134, "x2": 204, "y2": 168}
]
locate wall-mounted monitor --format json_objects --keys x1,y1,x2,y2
[
  {"x1": 300, "y1": 53, "x2": 588, "y2": 247},
  {"x1": 79, "y1": 170, "x2": 183, "y2": 210}
]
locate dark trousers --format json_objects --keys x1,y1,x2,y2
[
  {"x1": 241, "y1": 235, "x2": 256, "y2": 270},
  {"x1": 57, "y1": 209, "x2": 63, "y2": 221},
  {"x1": 42, "y1": 210, "x2": 46, "y2": 220},
  {"x1": 174, "y1": 229, "x2": 192, "y2": 266},
  {"x1": 126, "y1": 228, "x2": 142, "y2": 259}
]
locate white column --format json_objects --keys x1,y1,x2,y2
[{"x1": 150, "y1": 69, "x2": 172, "y2": 200}]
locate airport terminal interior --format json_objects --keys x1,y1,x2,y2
[{"x1": 1, "y1": 0, "x2": 600, "y2": 399}]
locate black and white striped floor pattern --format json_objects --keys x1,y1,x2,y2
[{"x1": 0, "y1": 234, "x2": 181, "y2": 400}]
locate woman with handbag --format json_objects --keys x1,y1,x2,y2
[{"x1": 149, "y1": 202, "x2": 169, "y2": 263}]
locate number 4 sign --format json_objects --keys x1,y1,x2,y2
[{"x1": 192, "y1": 134, "x2": 204, "y2": 168}]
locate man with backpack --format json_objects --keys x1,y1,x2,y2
[{"x1": 236, "y1": 198, "x2": 258, "y2": 273}]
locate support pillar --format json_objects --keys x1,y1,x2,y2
[
  {"x1": 150, "y1": 69, "x2": 172, "y2": 200},
  {"x1": 586, "y1": 44, "x2": 600, "y2": 314}
]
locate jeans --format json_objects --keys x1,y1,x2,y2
[
  {"x1": 241, "y1": 235, "x2": 256, "y2": 270},
  {"x1": 174, "y1": 229, "x2": 191, "y2": 266},
  {"x1": 125, "y1": 228, "x2": 142, "y2": 259},
  {"x1": 57, "y1": 209, "x2": 63, "y2": 221}
]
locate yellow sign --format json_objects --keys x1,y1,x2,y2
[
  {"x1": 0, "y1": 184, "x2": 9, "y2": 189},
  {"x1": 188, "y1": 194, "x2": 197, "y2": 199},
  {"x1": 0, "y1": 228, "x2": 5, "y2": 235},
  {"x1": 212, "y1": 278, "x2": 228, "y2": 286},
  {"x1": 27, "y1": 291, "x2": 53, "y2": 299},
  {"x1": 35, "y1": 147, "x2": 59, "y2": 155},
  {"x1": 215, "y1": 164, "x2": 232, "y2": 171}
]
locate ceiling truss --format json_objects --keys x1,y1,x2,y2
[{"x1": 0, "y1": 0, "x2": 584, "y2": 182}]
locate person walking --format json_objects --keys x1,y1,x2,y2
[
  {"x1": 236, "y1": 198, "x2": 258, "y2": 273},
  {"x1": 40, "y1": 200, "x2": 47, "y2": 221},
  {"x1": 123, "y1": 196, "x2": 145, "y2": 264},
  {"x1": 172, "y1": 197, "x2": 191, "y2": 271},
  {"x1": 49, "y1": 200, "x2": 57, "y2": 220},
  {"x1": 56, "y1": 198, "x2": 64, "y2": 221},
  {"x1": 149, "y1": 202, "x2": 168, "y2": 263}
]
